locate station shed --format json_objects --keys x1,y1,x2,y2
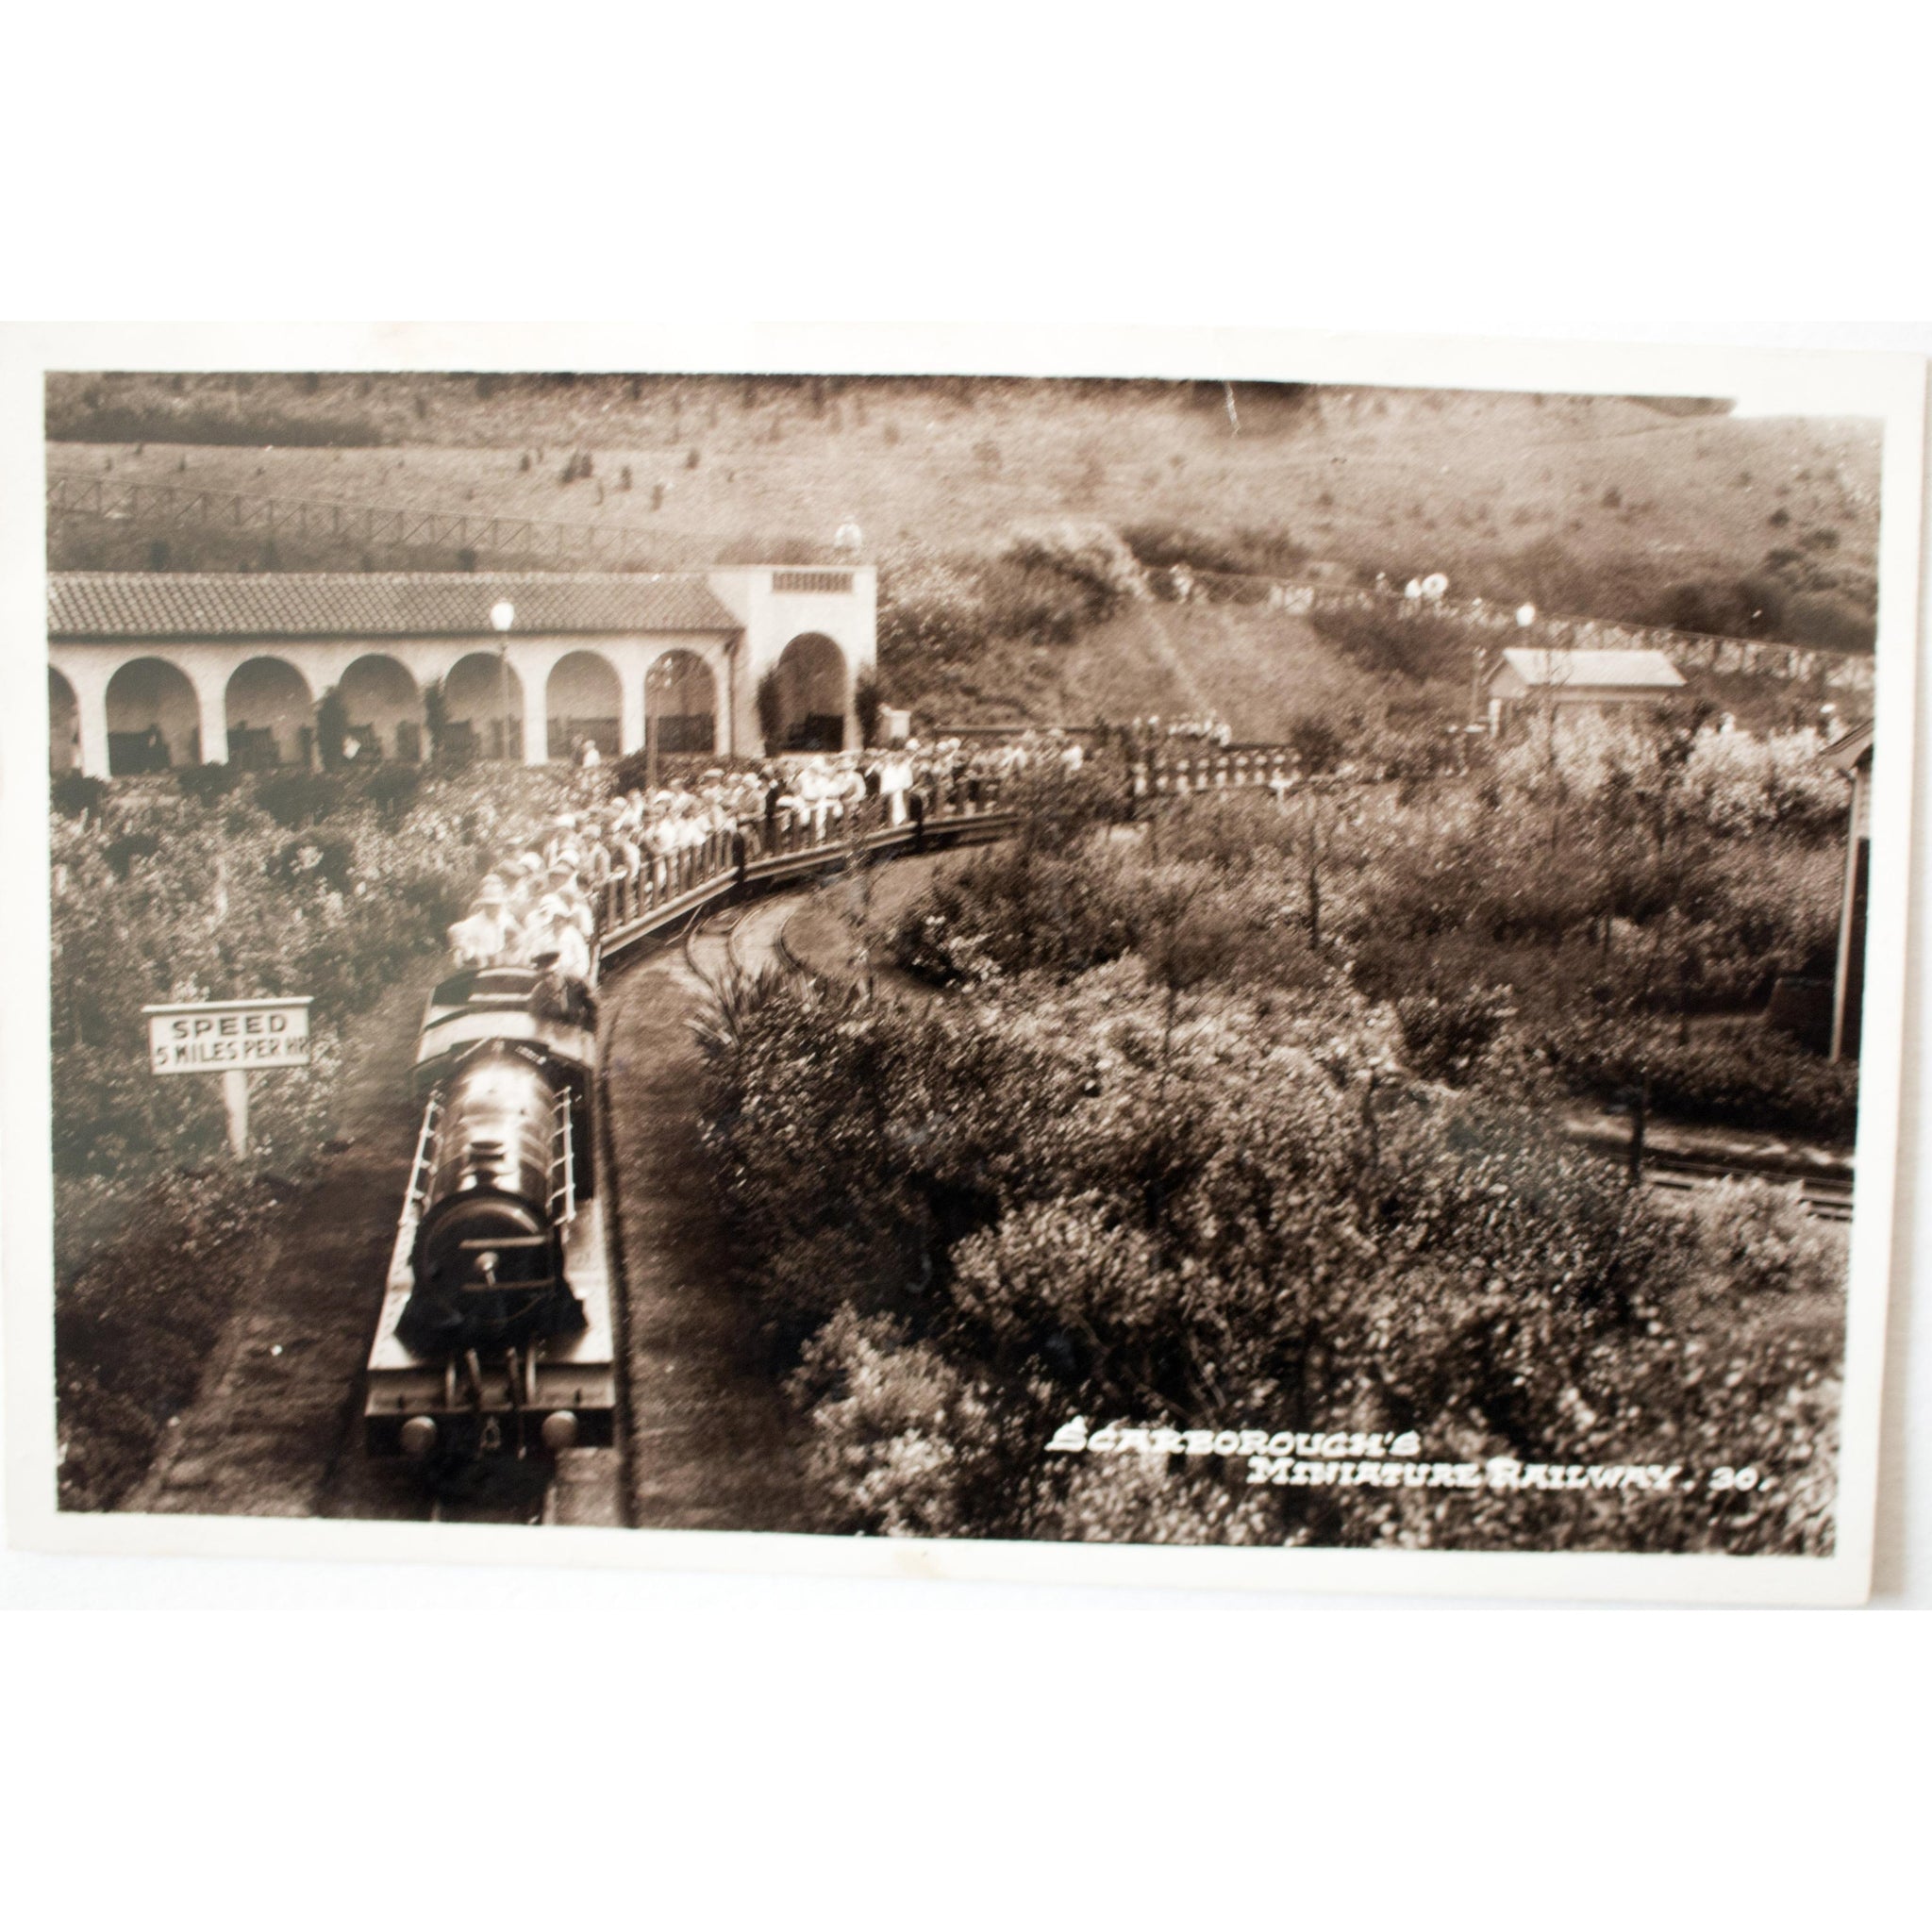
[{"x1": 1486, "y1": 646, "x2": 1685, "y2": 733}]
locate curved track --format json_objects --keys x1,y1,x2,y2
[
  {"x1": 390, "y1": 892, "x2": 814, "y2": 1529},
  {"x1": 119, "y1": 856, "x2": 892, "y2": 1533}
]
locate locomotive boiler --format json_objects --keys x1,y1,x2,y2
[
  {"x1": 364, "y1": 964, "x2": 617, "y2": 1467},
  {"x1": 395, "y1": 1042, "x2": 587, "y2": 1357}
]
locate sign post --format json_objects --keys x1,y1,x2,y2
[{"x1": 142, "y1": 996, "x2": 314, "y2": 1159}]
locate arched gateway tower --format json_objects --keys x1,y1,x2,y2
[{"x1": 46, "y1": 565, "x2": 876, "y2": 776}]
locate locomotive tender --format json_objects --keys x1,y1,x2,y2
[{"x1": 363, "y1": 960, "x2": 617, "y2": 1466}]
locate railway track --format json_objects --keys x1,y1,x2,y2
[
  {"x1": 375, "y1": 874, "x2": 920, "y2": 1530},
  {"x1": 681, "y1": 900, "x2": 750, "y2": 991},
  {"x1": 1636, "y1": 1153, "x2": 1854, "y2": 1224}
]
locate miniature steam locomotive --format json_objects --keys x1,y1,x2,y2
[{"x1": 363, "y1": 963, "x2": 617, "y2": 1467}]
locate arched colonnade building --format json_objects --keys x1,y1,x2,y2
[{"x1": 47, "y1": 567, "x2": 876, "y2": 776}]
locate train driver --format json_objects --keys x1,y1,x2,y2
[{"x1": 525, "y1": 893, "x2": 593, "y2": 982}]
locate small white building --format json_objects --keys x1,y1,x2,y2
[
  {"x1": 48, "y1": 566, "x2": 877, "y2": 776},
  {"x1": 1486, "y1": 647, "x2": 1686, "y2": 733}
]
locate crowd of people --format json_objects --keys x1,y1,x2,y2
[{"x1": 441, "y1": 732, "x2": 1090, "y2": 979}]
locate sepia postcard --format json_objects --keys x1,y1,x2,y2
[{"x1": 2, "y1": 322, "x2": 1923, "y2": 1602}]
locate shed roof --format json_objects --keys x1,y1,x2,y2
[
  {"x1": 48, "y1": 572, "x2": 741, "y2": 640},
  {"x1": 1494, "y1": 647, "x2": 1686, "y2": 691}
]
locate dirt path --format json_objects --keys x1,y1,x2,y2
[
  {"x1": 601, "y1": 896, "x2": 823, "y2": 1532},
  {"x1": 127, "y1": 975, "x2": 433, "y2": 1521}
]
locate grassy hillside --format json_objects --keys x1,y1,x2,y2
[
  {"x1": 47, "y1": 374, "x2": 1879, "y2": 582},
  {"x1": 46, "y1": 372, "x2": 1883, "y2": 730},
  {"x1": 903, "y1": 602, "x2": 1387, "y2": 739}
]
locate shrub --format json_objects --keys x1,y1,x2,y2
[
  {"x1": 975, "y1": 544, "x2": 1119, "y2": 646},
  {"x1": 51, "y1": 772, "x2": 108, "y2": 821},
  {"x1": 1121, "y1": 523, "x2": 1310, "y2": 581},
  {"x1": 1311, "y1": 604, "x2": 1471, "y2": 686},
  {"x1": 789, "y1": 1308, "x2": 1014, "y2": 1537},
  {"x1": 891, "y1": 842, "x2": 1140, "y2": 985},
  {"x1": 56, "y1": 1164, "x2": 268, "y2": 1509},
  {"x1": 1687, "y1": 1178, "x2": 1846, "y2": 1302},
  {"x1": 361, "y1": 762, "x2": 422, "y2": 823},
  {"x1": 1395, "y1": 984, "x2": 1514, "y2": 1084},
  {"x1": 255, "y1": 769, "x2": 344, "y2": 829},
  {"x1": 1533, "y1": 1014, "x2": 1858, "y2": 1142},
  {"x1": 102, "y1": 830, "x2": 161, "y2": 879},
  {"x1": 877, "y1": 553, "x2": 991, "y2": 666},
  {"x1": 877, "y1": 526, "x2": 1143, "y2": 674},
  {"x1": 176, "y1": 761, "x2": 243, "y2": 805},
  {"x1": 1784, "y1": 590, "x2": 1874, "y2": 652},
  {"x1": 1289, "y1": 716, "x2": 1350, "y2": 774}
]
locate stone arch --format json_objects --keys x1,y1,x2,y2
[
  {"x1": 48, "y1": 668, "x2": 79, "y2": 775},
  {"x1": 440, "y1": 651, "x2": 525, "y2": 762},
  {"x1": 106, "y1": 657, "x2": 199, "y2": 774},
  {"x1": 338, "y1": 654, "x2": 424, "y2": 763},
  {"x1": 770, "y1": 632, "x2": 848, "y2": 751},
  {"x1": 546, "y1": 649, "x2": 621, "y2": 761},
  {"x1": 647, "y1": 648, "x2": 719, "y2": 757},
  {"x1": 225, "y1": 657, "x2": 313, "y2": 771}
]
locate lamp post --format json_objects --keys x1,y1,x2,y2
[{"x1": 491, "y1": 599, "x2": 515, "y2": 762}]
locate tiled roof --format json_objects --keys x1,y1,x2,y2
[
  {"x1": 49, "y1": 573, "x2": 741, "y2": 640},
  {"x1": 1497, "y1": 647, "x2": 1686, "y2": 690}
]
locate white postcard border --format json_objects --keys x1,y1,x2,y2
[{"x1": 3, "y1": 321, "x2": 1923, "y2": 1605}]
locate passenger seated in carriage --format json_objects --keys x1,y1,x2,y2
[{"x1": 446, "y1": 874, "x2": 522, "y2": 969}]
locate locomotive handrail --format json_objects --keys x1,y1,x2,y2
[
  {"x1": 548, "y1": 1087, "x2": 576, "y2": 1227},
  {"x1": 402, "y1": 1092, "x2": 443, "y2": 1224}
]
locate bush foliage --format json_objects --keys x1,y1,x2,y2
[
  {"x1": 702, "y1": 959, "x2": 1842, "y2": 1554},
  {"x1": 700, "y1": 711, "x2": 1855, "y2": 1553},
  {"x1": 876, "y1": 525, "x2": 1145, "y2": 676}
]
